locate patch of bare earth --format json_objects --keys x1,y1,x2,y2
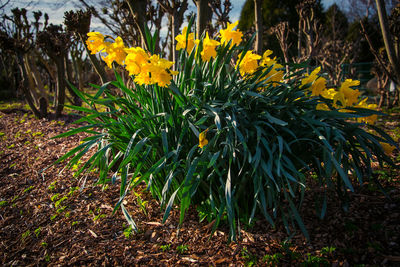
[{"x1": 0, "y1": 109, "x2": 399, "y2": 266}]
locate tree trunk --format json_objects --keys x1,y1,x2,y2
[
  {"x1": 55, "y1": 56, "x2": 66, "y2": 118},
  {"x1": 65, "y1": 53, "x2": 82, "y2": 106},
  {"x1": 125, "y1": 0, "x2": 148, "y2": 50},
  {"x1": 23, "y1": 54, "x2": 39, "y2": 106},
  {"x1": 393, "y1": 86, "x2": 399, "y2": 106},
  {"x1": 29, "y1": 54, "x2": 48, "y2": 117},
  {"x1": 171, "y1": 11, "x2": 178, "y2": 67},
  {"x1": 375, "y1": 0, "x2": 400, "y2": 84},
  {"x1": 16, "y1": 53, "x2": 42, "y2": 118},
  {"x1": 170, "y1": 0, "x2": 188, "y2": 67},
  {"x1": 297, "y1": 18, "x2": 302, "y2": 59},
  {"x1": 195, "y1": 0, "x2": 212, "y2": 38},
  {"x1": 71, "y1": 51, "x2": 85, "y2": 92},
  {"x1": 254, "y1": 0, "x2": 263, "y2": 54}
]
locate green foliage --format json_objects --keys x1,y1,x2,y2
[
  {"x1": 50, "y1": 193, "x2": 60, "y2": 202},
  {"x1": 44, "y1": 254, "x2": 51, "y2": 262},
  {"x1": 56, "y1": 206, "x2": 67, "y2": 213},
  {"x1": 11, "y1": 195, "x2": 19, "y2": 203},
  {"x1": 263, "y1": 253, "x2": 282, "y2": 265},
  {"x1": 34, "y1": 227, "x2": 41, "y2": 237},
  {"x1": 133, "y1": 190, "x2": 148, "y2": 216},
  {"x1": 281, "y1": 241, "x2": 301, "y2": 260},
  {"x1": 57, "y1": 22, "x2": 397, "y2": 242},
  {"x1": 123, "y1": 225, "x2": 133, "y2": 239},
  {"x1": 23, "y1": 185, "x2": 34, "y2": 193},
  {"x1": 93, "y1": 213, "x2": 106, "y2": 221},
  {"x1": 55, "y1": 196, "x2": 67, "y2": 208},
  {"x1": 176, "y1": 244, "x2": 188, "y2": 254},
  {"x1": 302, "y1": 253, "x2": 329, "y2": 266},
  {"x1": 320, "y1": 246, "x2": 336, "y2": 256},
  {"x1": 21, "y1": 230, "x2": 31, "y2": 242},
  {"x1": 241, "y1": 246, "x2": 258, "y2": 266},
  {"x1": 160, "y1": 244, "x2": 171, "y2": 252},
  {"x1": 48, "y1": 181, "x2": 57, "y2": 191},
  {"x1": 68, "y1": 186, "x2": 80, "y2": 196}
]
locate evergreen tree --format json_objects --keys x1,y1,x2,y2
[
  {"x1": 238, "y1": 0, "x2": 323, "y2": 58},
  {"x1": 323, "y1": 3, "x2": 348, "y2": 40}
]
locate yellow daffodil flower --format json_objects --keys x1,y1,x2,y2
[
  {"x1": 259, "y1": 50, "x2": 284, "y2": 87},
  {"x1": 355, "y1": 98, "x2": 378, "y2": 124},
  {"x1": 301, "y1": 67, "x2": 320, "y2": 87},
  {"x1": 197, "y1": 32, "x2": 220, "y2": 62},
  {"x1": 123, "y1": 48, "x2": 178, "y2": 87},
  {"x1": 236, "y1": 50, "x2": 261, "y2": 76},
  {"x1": 124, "y1": 47, "x2": 149, "y2": 76},
  {"x1": 198, "y1": 128, "x2": 209, "y2": 148},
  {"x1": 339, "y1": 79, "x2": 361, "y2": 106},
  {"x1": 176, "y1": 26, "x2": 195, "y2": 53},
  {"x1": 310, "y1": 77, "x2": 327, "y2": 96},
  {"x1": 103, "y1": 36, "x2": 127, "y2": 68},
  {"x1": 86, "y1": 32, "x2": 107, "y2": 54},
  {"x1": 219, "y1": 21, "x2": 243, "y2": 48},
  {"x1": 134, "y1": 72, "x2": 152, "y2": 86},
  {"x1": 149, "y1": 55, "x2": 177, "y2": 87},
  {"x1": 379, "y1": 142, "x2": 396, "y2": 155},
  {"x1": 321, "y1": 88, "x2": 337, "y2": 100},
  {"x1": 316, "y1": 103, "x2": 330, "y2": 111},
  {"x1": 300, "y1": 67, "x2": 327, "y2": 96}
]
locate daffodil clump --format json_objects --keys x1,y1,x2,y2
[
  {"x1": 299, "y1": 67, "x2": 378, "y2": 124},
  {"x1": 61, "y1": 20, "x2": 398, "y2": 242},
  {"x1": 86, "y1": 33, "x2": 177, "y2": 87}
]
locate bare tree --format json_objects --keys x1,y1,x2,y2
[
  {"x1": 272, "y1": 21, "x2": 290, "y2": 72},
  {"x1": 209, "y1": 0, "x2": 232, "y2": 29},
  {"x1": 0, "y1": 8, "x2": 49, "y2": 118},
  {"x1": 78, "y1": 0, "x2": 141, "y2": 46},
  {"x1": 360, "y1": 2, "x2": 400, "y2": 106},
  {"x1": 158, "y1": 0, "x2": 188, "y2": 65},
  {"x1": 375, "y1": 0, "x2": 400, "y2": 84},
  {"x1": 316, "y1": 4, "x2": 354, "y2": 85},
  {"x1": 0, "y1": 0, "x2": 10, "y2": 14},
  {"x1": 37, "y1": 24, "x2": 72, "y2": 117},
  {"x1": 295, "y1": 0, "x2": 321, "y2": 63},
  {"x1": 343, "y1": 0, "x2": 397, "y2": 20},
  {"x1": 64, "y1": 9, "x2": 108, "y2": 85},
  {"x1": 254, "y1": 0, "x2": 262, "y2": 54}
]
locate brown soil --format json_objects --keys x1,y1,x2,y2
[{"x1": 0, "y1": 108, "x2": 399, "y2": 266}]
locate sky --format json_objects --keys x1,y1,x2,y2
[{"x1": 3, "y1": 0, "x2": 339, "y2": 25}]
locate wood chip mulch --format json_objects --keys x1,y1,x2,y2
[{"x1": 0, "y1": 108, "x2": 399, "y2": 266}]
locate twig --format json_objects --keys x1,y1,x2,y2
[{"x1": 360, "y1": 20, "x2": 393, "y2": 82}]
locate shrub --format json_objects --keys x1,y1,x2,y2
[{"x1": 56, "y1": 20, "x2": 397, "y2": 241}]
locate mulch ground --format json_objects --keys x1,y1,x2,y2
[{"x1": 1, "y1": 107, "x2": 399, "y2": 266}]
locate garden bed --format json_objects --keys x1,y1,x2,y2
[{"x1": 0, "y1": 106, "x2": 399, "y2": 266}]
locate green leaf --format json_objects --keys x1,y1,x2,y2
[
  {"x1": 208, "y1": 151, "x2": 221, "y2": 168},
  {"x1": 121, "y1": 203, "x2": 138, "y2": 232},
  {"x1": 162, "y1": 188, "x2": 180, "y2": 223},
  {"x1": 288, "y1": 198, "x2": 309, "y2": 240}
]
